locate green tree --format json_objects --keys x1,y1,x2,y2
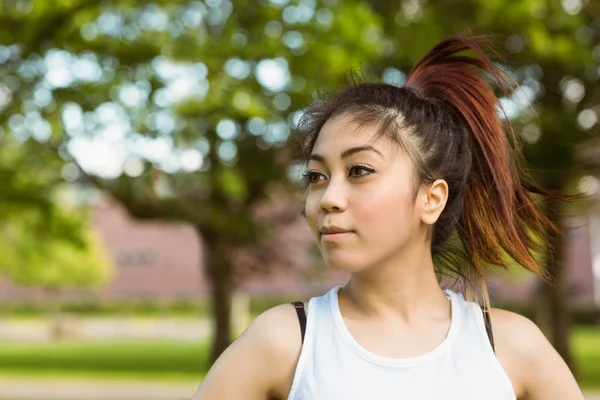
[
  {"x1": 0, "y1": 0, "x2": 383, "y2": 362},
  {"x1": 0, "y1": 125, "x2": 83, "y2": 239},
  {"x1": 0, "y1": 211, "x2": 111, "y2": 290},
  {"x1": 0, "y1": 209, "x2": 112, "y2": 339}
]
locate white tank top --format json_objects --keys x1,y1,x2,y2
[{"x1": 287, "y1": 285, "x2": 516, "y2": 400}]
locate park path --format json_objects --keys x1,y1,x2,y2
[
  {"x1": 0, "y1": 317, "x2": 212, "y2": 341},
  {"x1": 0, "y1": 377, "x2": 598, "y2": 400},
  {"x1": 0, "y1": 377, "x2": 198, "y2": 400}
]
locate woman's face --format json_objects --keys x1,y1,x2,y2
[{"x1": 304, "y1": 114, "x2": 425, "y2": 273}]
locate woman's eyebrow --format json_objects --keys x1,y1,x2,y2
[{"x1": 308, "y1": 145, "x2": 383, "y2": 162}]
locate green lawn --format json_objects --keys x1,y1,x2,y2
[
  {"x1": 0, "y1": 340, "x2": 208, "y2": 382},
  {"x1": 0, "y1": 327, "x2": 598, "y2": 387},
  {"x1": 573, "y1": 327, "x2": 600, "y2": 388}
]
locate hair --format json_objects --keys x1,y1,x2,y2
[{"x1": 294, "y1": 36, "x2": 559, "y2": 309}]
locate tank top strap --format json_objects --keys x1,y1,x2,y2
[{"x1": 291, "y1": 301, "x2": 307, "y2": 344}]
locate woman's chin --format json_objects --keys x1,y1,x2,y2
[{"x1": 323, "y1": 257, "x2": 366, "y2": 274}]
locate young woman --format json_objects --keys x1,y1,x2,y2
[{"x1": 192, "y1": 36, "x2": 585, "y2": 400}]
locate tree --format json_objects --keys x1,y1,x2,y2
[
  {"x1": 0, "y1": 209, "x2": 111, "y2": 290},
  {"x1": 0, "y1": 134, "x2": 111, "y2": 339},
  {"x1": 0, "y1": 123, "x2": 84, "y2": 239},
  {"x1": 0, "y1": 0, "x2": 383, "y2": 362},
  {"x1": 0, "y1": 208, "x2": 112, "y2": 339}
]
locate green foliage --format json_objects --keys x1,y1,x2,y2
[
  {"x1": 0, "y1": 0, "x2": 386, "y2": 300},
  {"x1": 0, "y1": 120, "x2": 103, "y2": 291},
  {"x1": 0, "y1": 207, "x2": 112, "y2": 289},
  {"x1": 216, "y1": 167, "x2": 247, "y2": 201}
]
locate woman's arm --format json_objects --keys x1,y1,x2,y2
[
  {"x1": 190, "y1": 304, "x2": 303, "y2": 400},
  {"x1": 491, "y1": 308, "x2": 585, "y2": 400}
]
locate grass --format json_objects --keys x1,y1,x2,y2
[
  {"x1": 0, "y1": 327, "x2": 598, "y2": 388},
  {"x1": 573, "y1": 327, "x2": 600, "y2": 388},
  {"x1": 0, "y1": 340, "x2": 208, "y2": 382}
]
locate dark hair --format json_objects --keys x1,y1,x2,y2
[{"x1": 295, "y1": 36, "x2": 557, "y2": 307}]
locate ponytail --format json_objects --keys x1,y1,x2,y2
[{"x1": 406, "y1": 37, "x2": 555, "y2": 307}]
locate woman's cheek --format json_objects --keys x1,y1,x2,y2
[
  {"x1": 304, "y1": 194, "x2": 321, "y2": 236},
  {"x1": 355, "y1": 187, "x2": 413, "y2": 241}
]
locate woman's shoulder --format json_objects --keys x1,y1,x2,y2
[
  {"x1": 246, "y1": 303, "x2": 308, "y2": 398},
  {"x1": 248, "y1": 302, "x2": 308, "y2": 353},
  {"x1": 487, "y1": 307, "x2": 546, "y2": 356},
  {"x1": 488, "y1": 307, "x2": 537, "y2": 336},
  {"x1": 487, "y1": 307, "x2": 583, "y2": 399},
  {"x1": 484, "y1": 308, "x2": 539, "y2": 398},
  {"x1": 192, "y1": 302, "x2": 307, "y2": 400}
]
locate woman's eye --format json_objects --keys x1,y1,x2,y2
[
  {"x1": 309, "y1": 172, "x2": 322, "y2": 182},
  {"x1": 348, "y1": 165, "x2": 374, "y2": 177},
  {"x1": 303, "y1": 171, "x2": 323, "y2": 183}
]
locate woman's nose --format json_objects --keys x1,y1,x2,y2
[{"x1": 319, "y1": 179, "x2": 348, "y2": 213}]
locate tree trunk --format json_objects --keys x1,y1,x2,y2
[
  {"x1": 536, "y1": 191, "x2": 575, "y2": 373},
  {"x1": 196, "y1": 226, "x2": 234, "y2": 365}
]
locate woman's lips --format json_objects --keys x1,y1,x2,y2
[{"x1": 321, "y1": 231, "x2": 354, "y2": 242}]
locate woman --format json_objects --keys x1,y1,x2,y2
[{"x1": 193, "y1": 36, "x2": 585, "y2": 399}]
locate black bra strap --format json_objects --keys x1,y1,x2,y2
[
  {"x1": 481, "y1": 305, "x2": 495, "y2": 353},
  {"x1": 292, "y1": 301, "x2": 306, "y2": 343}
]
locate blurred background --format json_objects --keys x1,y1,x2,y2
[{"x1": 0, "y1": 0, "x2": 600, "y2": 399}]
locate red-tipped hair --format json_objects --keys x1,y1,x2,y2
[{"x1": 406, "y1": 36, "x2": 554, "y2": 302}]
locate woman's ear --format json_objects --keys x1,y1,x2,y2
[{"x1": 420, "y1": 179, "x2": 449, "y2": 225}]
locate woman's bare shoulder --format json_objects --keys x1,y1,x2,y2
[
  {"x1": 260, "y1": 302, "x2": 308, "y2": 399},
  {"x1": 488, "y1": 307, "x2": 539, "y2": 349},
  {"x1": 249, "y1": 302, "x2": 307, "y2": 367},
  {"x1": 489, "y1": 308, "x2": 584, "y2": 400},
  {"x1": 191, "y1": 303, "x2": 305, "y2": 400}
]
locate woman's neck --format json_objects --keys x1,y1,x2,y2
[{"x1": 341, "y1": 250, "x2": 450, "y2": 323}]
